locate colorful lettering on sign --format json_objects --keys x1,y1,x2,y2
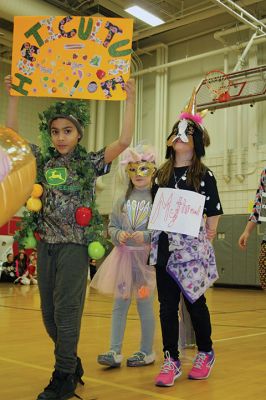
[{"x1": 11, "y1": 16, "x2": 133, "y2": 100}]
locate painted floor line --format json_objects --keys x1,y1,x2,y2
[
  {"x1": 0, "y1": 356, "x2": 183, "y2": 400},
  {"x1": 214, "y1": 330, "x2": 266, "y2": 342},
  {"x1": 2, "y1": 331, "x2": 266, "y2": 399},
  {"x1": 82, "y1": 376, "x2": 185, "y2": 400}
]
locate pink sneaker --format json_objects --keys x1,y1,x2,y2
[
  {"x1": 155, "y1": 352, "x2": 182, "y2": 387},
  {"x1": 188, "y1": 351, "x2": 215, "y2": 380}
]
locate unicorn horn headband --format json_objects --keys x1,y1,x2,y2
[
  {"x1": 178, "y1": 88, "x2": 208, "y2": 126},
  {"x1": 166, "y1": 88, "x2": 209, "y2": 161}
]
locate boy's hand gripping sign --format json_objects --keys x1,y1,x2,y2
[
  {"x1": 11, "y1": 16, "x2": 133, "y2": 100},
  {"x1": 148, "y1": 188, "x2": 206, "y2": 238}
]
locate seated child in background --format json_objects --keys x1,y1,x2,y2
[
  {"x1": 14, "y1": 250, "x2": 28, "y2": 282},
  {"x1": 20, "y1": 251, "x2": 38, "y2": 285},
  {"x1": 0, "y1": 253, "x2": 16, "y2": 282}
]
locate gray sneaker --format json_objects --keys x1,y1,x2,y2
[
  {"x1": 127, "y1": 351, "x2": 155, "y2": 367},
  {"x1": 97, "y1": 351, "x2": 123, "y2": 367}
]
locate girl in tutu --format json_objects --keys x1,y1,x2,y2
[{"x1": 91, "y1": 144, "x2": 156, "y2": 368}]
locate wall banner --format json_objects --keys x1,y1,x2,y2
[{"x1": 11, "y1": 16, "x2": 133, "y2": 100}]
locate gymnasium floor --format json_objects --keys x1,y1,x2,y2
[{"x1": 0, "y1": 283, "x2": 265, "y2": 400}]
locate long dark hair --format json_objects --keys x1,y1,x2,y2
[
  {"x1": 154, "y1": 147, "x2": 207, "y2": 192},
  {"x1": 15, "y1": 251, "x2": 27, "y2": 264},
  {"x1": 155, "y1": 120, "x2": 210, "y2": 191}
]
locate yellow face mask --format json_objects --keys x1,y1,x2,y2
[{"x1": 126, "y1": 161, "x2": 156, "y2": 179}]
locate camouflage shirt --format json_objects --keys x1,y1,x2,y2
[{"x1": 30, "y1": 144, "x2": 111, "y2": 245}]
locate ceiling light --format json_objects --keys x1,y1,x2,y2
[{"x1": 125, "y1": 6, "x2": 164, "y2": 27}]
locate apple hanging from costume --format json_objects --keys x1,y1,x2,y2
[
  {"x1": 75, "y1": 206, "x2": 92, "y2": 226},
  {"x1": 23, "y1": 231, "x2": 37, "y2": 249},
  {"x1": 88, "y1": 241, "x2": 105, "y2": 260}
]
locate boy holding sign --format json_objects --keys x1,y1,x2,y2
[
  {"x1": 238, "y1": 168, "x2": 266, "y2": 289},
  {"x1": 150, "y1": 89, "x2": 223, "y2": 386},
  {"x1": 5, "y1": 74, "x2": 135, "y2": 400}
]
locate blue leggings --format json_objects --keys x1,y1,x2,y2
[{"x1": 110, "y1": 296, "x2": 155, "y2": 355}]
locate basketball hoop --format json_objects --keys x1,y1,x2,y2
[
  {"x1": 205, "y1": 70, "x2": 231, "y2": 101},
  {"x1": 196, "y1": 65, "x2": 266, "y2": 111}
]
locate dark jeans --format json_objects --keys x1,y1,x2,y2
[
  {"x1": 156, "y1": 263, "x2": 213, "y2": 360},
  {"x1": 37, "y1": 241, "x2": 89, "y2": 373}
]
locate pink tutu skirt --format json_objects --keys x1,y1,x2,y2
[{"x1": 90, "y1": 245, "x2": 156, "y2": 299}]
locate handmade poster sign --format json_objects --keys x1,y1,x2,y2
[
  {"x1": 11, "y1": 16, "x2": 133, "y2": 100},
  {"x1": 148, "y1": 188, "x2": 205, "y2": 238}
]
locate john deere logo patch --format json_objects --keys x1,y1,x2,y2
[{"x1": 45, "y1": 168, "x2": 67, "y2": 185}]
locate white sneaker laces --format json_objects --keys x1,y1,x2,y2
[
  {"x1": 193, "y1": 352, "x2": 207, "y2": 369},
  {"x1": 161, "y1": 351, "x2": 178, "y2": 374}
]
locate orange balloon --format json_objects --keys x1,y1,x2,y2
[
  {"x1": 31, "y1": 183, "x2": 43, "y2": 198},
  {"x1": 26, "y1": 197, "x2": 42, "y2": 212}
]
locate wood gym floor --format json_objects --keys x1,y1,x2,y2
[{"x1": 0, "y1": 283, "x2": 265, "y2": 400}]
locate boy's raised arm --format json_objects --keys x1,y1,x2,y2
[
  {"x1": 104, "y1": 79, "x2": 135, "y2": 164},
  {"x1": 4, "y1": 75, "x2": 19, "y2": 133}
]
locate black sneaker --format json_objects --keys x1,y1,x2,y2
[
  {"x1": 76, "y1": 357, "x2": 84, "y2": 386},
  {"x1": 36, "y1": 370, "x2": 78, "y2": 400}
]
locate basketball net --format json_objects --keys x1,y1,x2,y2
[{"x1": 205, "y1": 70, "x2": 231, "y2": 102}]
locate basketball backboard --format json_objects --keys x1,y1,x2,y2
[{"x1": 196, "y1": 65, "x2": 266, "y2": 111}]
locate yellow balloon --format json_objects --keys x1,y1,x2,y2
[
  {"x1": 26, "y1": 197, "x2": 42, "y2": 212},
  {"x1": 0, "y1": 126, "x2": 36, "y2": 227}
]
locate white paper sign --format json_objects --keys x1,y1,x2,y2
[
  {"x1": 259, "y1": 192, "x2": 266, "y2": 222},
  {"x1": 148, "y1": 188, "x2": 205, "y2": 237}
]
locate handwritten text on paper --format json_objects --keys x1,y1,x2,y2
[{"x1": 148, "y1": 188, "x2": 205, "y2": 237}]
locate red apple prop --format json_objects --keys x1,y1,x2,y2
[{"x1": 75, "y1": 207, "x2": 92, "y2": 226}]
